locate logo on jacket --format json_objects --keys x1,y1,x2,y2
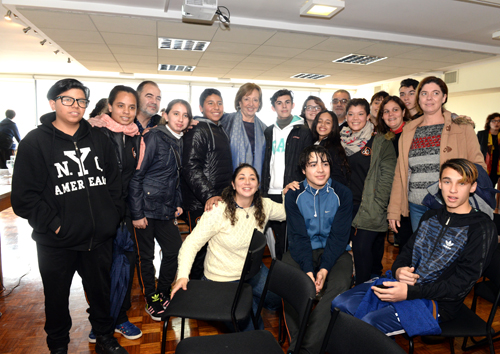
[
  {"x1": 444, "y1": 240, "x2": 454, "y2": 250},
  {"x1": 361, "y1": 146, "x2": 371, "y2": 156}
]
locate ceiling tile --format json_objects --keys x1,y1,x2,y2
[
  {"x1": 211, "y1": 25, "x2": 276, "y2": 45},
  {"x1": 70, "y1": 52, "x2": 116, "y2": 61},
  {"x1": 360, "y1": 42, "x2": 419, "y2": 57},
  {"x1": 201, "y1": 52, "x2": 247, "y2": 61},
  {"x1": 41, "y1": 28, "x2": 104, "y2": 44},
  {"x1": 57, "y1": 42, "x2": 112, "y2": 54},
  {"x1": 114, "y1": 54, "x2": 157, "y2": 64},
  {"x1": 263, "y1": 32, "x2": 329, "y2": 49},
  {"x1": 240, "y1": 56, "x2": 288, "y2": 65},
  {"x1": 90, "y1": 14, "x2": 156, "y2": 35},
  {"x1": 205, "y1": 41, "x2": 259, "y2": 55},
  {"x1": 19, "y1": 9, "x2": 95, "y2": 31},
  {"x1": 157, "y1": 20, "x2": 217, "y2": 41},
  {"x1": 252, "y1": 46, "x2": 305, "y2": 58},
  {"x1": 311, "y1": 37, "x2": 374, "y2": 53},
  {"x1": 100, "y1": 32, "x2": 156, "y2": 46}
]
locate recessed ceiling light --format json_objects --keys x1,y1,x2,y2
[
  {"x1": 333, "y1": 53, "x2": 387, "y2": 65},
  {"x1": 158, "y1": 64, "x2": 196, "y2": 72},
  {"x1": 493, "y1": 31, "x2": 500, "y2": 40},
  {"x1": 300, "y1": 0, "x2": 345, "y2": 18},
  {"x1": 291, "y1": 73, "x2": 330, "y2": 80},
  {"x1": 158, "y1": 38, "x2": 210, "y2": 51}
]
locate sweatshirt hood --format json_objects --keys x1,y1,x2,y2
[
  {"x1": 39, "y1": 111, "x2": 91, "y2": 140},
  {"x1": 437, "y1": 207, "x2": 491, "y2": 228},
  {"x1": 274, "y1": 115, "x2": 304, "y2": 129},
  {"x1": 195, "y1": 116, "x2": 220, "y2": 126}
]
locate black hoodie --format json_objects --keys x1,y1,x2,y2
[
  {"x1": 392, "y1": 207, "x2": 498, "y2": 321},
  {"x1": 12, "y1": 112, "x2": 124, "y2": 251}
]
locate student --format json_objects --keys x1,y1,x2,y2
[
  {"x1": 87, "y1": 85, "x2": 142, "y2": 342},
  {"x1": 261, "y1": 89, "x2": 312, "y2": 259},
  {"x1": 283, "y1": 145, "x2": 353, "y2": 354},
  {"x1": 128, "y1": 99, "x2": 192, "y2": 321},
  {"x1": 11, "y1": 79, "x2": 128, "y2": 354},
  {"x1": 332, "y1": 159, "x2": 498, "y2": 336},
  {"x1": 399, "y1": 78, "x2": 421, "y2": 119},
  {"x1": 181, "y1": 88, "x2": 233, "y2": 279},
  {"x1": 88, "y1": 80, "x2": 161, "y2": 134}
]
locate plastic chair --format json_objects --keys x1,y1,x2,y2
[
  {"x1": 160, "y1": 229, "x2": 267, "y2": 354},
  {"x1": 173, "y1": 259, "x2": 316, "y2": 354},
  {"x1": 320, "y1": 308, "x2": 406, "y2": 354},
  {"x1": 406, "y1": 247, "x2": 500, "y2": 354}
]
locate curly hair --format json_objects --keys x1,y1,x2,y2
[{"x1": 221, "y1": 163, "x2": 266, "y2": 229}]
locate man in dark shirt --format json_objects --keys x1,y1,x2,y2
[{"x1": 0, "y1": 109, "x2": 21, "y2": 168}]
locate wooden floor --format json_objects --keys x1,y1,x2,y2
[{"x1": 0, "y1": 207, "x2": 499, "y2": 354}]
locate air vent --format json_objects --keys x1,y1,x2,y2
[
  {"x1": 158, "y1": 37, "x2": 210, "y2": 51},
  {"x1": 158, "y1": 64, "x2": 196, "y2": 72},
  {"x1": 291, "y1": 73, "x2": 330, "y2": 80},
  {"x1": 444, "y1": 71, "x2": 458, "y2": 84},
  {"x1": 333, "y1": 54, "x2": 387, "y2": 65}
]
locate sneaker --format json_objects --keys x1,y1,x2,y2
[
  {"x1": 159, "y1": 291, "x2": 170, "y2": 309},
  {"x1": 145, "y1": 293, "x2": 165, "y2": 321},
  {"x1": 95, "y1": 333, "x2": 128, "y2": 354},
  {"x1": 88, "y1": 329, "x2": 96, "y2": 343},
  {"x1": 115, "y1": 321, "x2": 142, "y2": 340}
]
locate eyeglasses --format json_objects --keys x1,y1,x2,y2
[
  {"x1": 332, "y1": 99, "x2": 348, "y2": 105},
  {"x1": 305, "y1": 105, "x2": 321, "y2": 111},
  {"x1": 55, "y1": 96, "x2": 89, "y2": 108},
  {"x1": 491, "y1": 120, "x2": 500, "y2": 123}
]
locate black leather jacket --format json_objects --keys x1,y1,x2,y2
[
  {"x1": 128, "y1": 126, "x2": 183, "y2": 220},
  {"x1": 181, "y1": 117, "x2": 232, "y2": 212}
]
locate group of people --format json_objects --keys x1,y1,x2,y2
[{"x1": 9, "y1": 75, "x2": 499, "y2": 354}]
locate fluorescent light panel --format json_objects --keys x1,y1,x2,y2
[
  {"x1": 291, "y1": 73, "x2": 330, "y2": 80},
  {"x1": 158, "y1": 37, "x2": 210, "y2": 51},
  {"x1": 300, "y1": 0, "x2": 345, "y2": 18},
  {"x1": 159, "y1": 64, "x2": 196, "y2": 72},
  {"x1": 333, "y1": 54, "x2": 387, "y2": 65},
  {"x1": 493, "y1": 30, "x2": 500, "y2": 39}
]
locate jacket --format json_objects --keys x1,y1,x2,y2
[
  {"x1": 181, "y1": 117, "x2": 233, "y2": 212},
  {"x1": 286, "y1": 178, "x2": 353, "y2": 274},
  {"x1": 392, "y1": 208, "x2": 497, "y2": 321},
  {"x1": 352, "y1": 134, "x2": 396, "y2": 232},
  {"x1": 99, "y1": 127, "x2": 140, "y2": 203},
  {"x1": 220, "y1": 111, "x2": 267, "y2": 177},
  {"x1": 129, "y1": 125, "x2": 183, "y2": 220},
  {"x1": 11, "y1": 112, "x2": 123, "y2": 251},
  {"x1": 477, "y1": 129, "x2": 494, "y2": 159},
  {"x1": 261, "y1": 120, "x2": 312, "y2": 195},
  {"x1": 0, "y1": 117, "x2": 21, "y2": 149},
  {"x1": 387, "y1": 112, "x2": 486, "y2": 221}
]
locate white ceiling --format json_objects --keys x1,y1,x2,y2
[{"x1": 1, "y1": 0, "x2": 500, "y2": 87}]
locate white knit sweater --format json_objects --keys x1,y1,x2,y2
[{"x1": 177, "y1": 198, "x2": 286, "y2": 282}]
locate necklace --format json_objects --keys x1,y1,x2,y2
[{"x1": 242, "y1": 206, "x2": 252, "y2": 219}]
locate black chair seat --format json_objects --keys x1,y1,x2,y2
[
  {"x1": 162, "y1": 280, "x2": 253, "y2": 322},
  {"x1": 175, "y1": 330, "x2": 283, "y2": 354},
  {"x1": 439, "y1": 304, "x2": 494, "y2": 338}
]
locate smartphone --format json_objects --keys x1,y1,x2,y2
[{"x1": 374, "y1": 284, "x2": 390, "y2": 289}]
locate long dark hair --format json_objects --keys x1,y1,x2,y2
[
  {"x1": 221, "y1": 163, "x2": 266, "y2": 229},
  {"x1": 311, "y1": 110, "x2": 350, "y2": 175}
]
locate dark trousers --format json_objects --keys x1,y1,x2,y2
[
  {"x1": 135, "y1": 218, "x2": 182, "y2": 296},
  {"x1": 351, "y1": 228, "x2": 381, "y2": 285},
  {"x1": 116, "y1": 219, "x2": 137, "y2": 325},
  {"x1": 0, "y1": 148, "x2": 12, "y2": 169},
  {"x1": 283, "y1": 250, "x2": 353, "y2": 354},
  {"x1": 397, "y1": 215, "x2": 413, "y2": 253},
  {"x1": 183, "y1": 210, "x2": 207, "y2": 280},
  {"x1": 37, "y1": 240, "x2": 114, "y2": 351},
  {"x1": 268, "y1": 194, "x2": 287, "y2": 260}
]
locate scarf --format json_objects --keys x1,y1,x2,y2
[
  {"x1": 340, "y1": 121, "x2": 374, "y2": 156},
  {"x1": 486, "y1": 132, "x2": 500, "y2": 175},
  {"x1": 101, "y1": 114, "x2": 139, "y2": 137},
  {"x1": 391, "y1": 121, "x2": 405, "y2": 134},
  {"x1": 220, "y1": 111, "x2": 267, "y2": 177}
]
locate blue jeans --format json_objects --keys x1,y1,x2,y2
[
  {"x1": 202, "y1": 262, "x2": 280, "y2": 331},
  {"x1": 409, "y1": 202, "x2": 430, "y2": 232}
]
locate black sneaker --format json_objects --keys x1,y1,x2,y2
[
  {"x1": 145, "y1": 292, "x2": 165, "y2": 321},
  {"x1": 50, "y1": 348, "x2": 68, "y2": 354},
  {"x1": 159, "y1": 291, "x2": 171, "y2": 309},
  {"x1": 95, "y1": 333, "x2": 128, "y2": 354}
]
